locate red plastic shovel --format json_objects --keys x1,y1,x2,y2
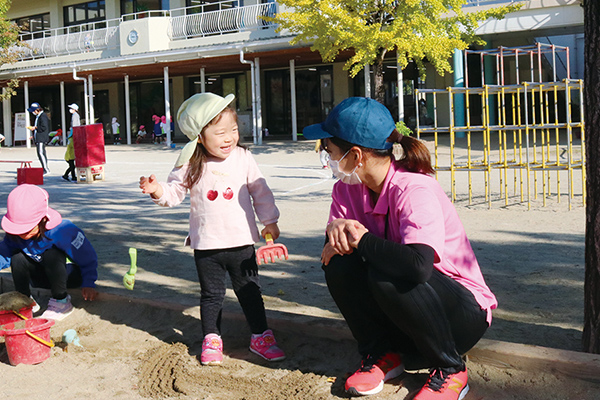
[{"x1": 256, "y1": 233, "x2": 289, "y2": 265}]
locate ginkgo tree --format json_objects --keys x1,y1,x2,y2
[
  {"x1": 270, "y1": 0, "x2": 520, "y2": 103},
  {"x1": 0, "y1": 0, "x2": 22, "y2": 100}
]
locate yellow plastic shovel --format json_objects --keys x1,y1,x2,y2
[{"x1": 123, "y1": 248, "x2": 137, "y2": 290}]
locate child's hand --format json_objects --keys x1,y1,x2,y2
[
  {"x1": 139, "y1": 174, "x2": 162, "y2": 198},
  {"x1": 261, "y1": 223, "x2": 280, "y2": 241},
  {"x1": 81, "y1": 287, "x2": 98, "y2": 301}
]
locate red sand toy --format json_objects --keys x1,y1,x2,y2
[{"x1": 256, "y1": 233, "x2": 289, "y2": 265}]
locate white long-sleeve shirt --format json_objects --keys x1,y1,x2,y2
[{"x1": 154, "y1": 146, "x2": 279, "y2": 250}]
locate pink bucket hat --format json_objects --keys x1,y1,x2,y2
[{"x1": 2, "y1": 184, "x2": 62, "y2": 235}]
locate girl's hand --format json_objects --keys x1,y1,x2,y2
[
  {"x1": 326, "y1": 219, "x2": 368, "y2": 254},
  {"x1": 139, "y1": 174, "x2": 162, "y2": 198},
  {"x1": 261, "y1": 223, "x2": 280, "y2": 241},
  {"x1": 81, "y1": 287, "x2": 98, "y2": 301}
]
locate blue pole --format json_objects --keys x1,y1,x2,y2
[{"x1": 453, "y1": 49, "x2": 466, "y2": 137}]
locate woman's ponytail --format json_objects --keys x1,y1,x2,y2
[{"x1": 388, "y1": 130, "x2": 435, "y2": 175}]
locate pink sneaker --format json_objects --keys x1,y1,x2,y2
[
  {"x1": 249, "y1": 329, "x2": 286, "y2": 361},
  {"x1": 201, "y1": 333, "x2": 223, "y2": 365}
]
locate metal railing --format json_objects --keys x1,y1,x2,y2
[
  {"x1": 169, "y1": 1, "x2": 277, "y2": 39},
  {"x1": 464, "y1": 0, "x2": 524, "y2": 6},
  {"x1": 16, "y1": 18, "x2": 121, "y2": 60},
  {"x1": 14, "y1": 2, "x2": 278, "y2": 61}
]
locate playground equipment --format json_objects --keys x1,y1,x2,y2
[{"x1": 415, "y1": 44, "x2": 585, "y2": 210}]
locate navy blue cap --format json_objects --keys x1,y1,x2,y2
[
  {"x1": 27, "y1": 102, "x2": 41, "y2": 113},
  {"x1": 303, "y1": 97, "x2": 395, "y2": 150}
]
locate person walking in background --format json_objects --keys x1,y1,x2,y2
[
  {"x1": 303, "y1": 97, "x2": 497, "y2": 400},
  {"x1": 0, "y1": 185, "x2": 99, "y2": 320},
  {"x1": 62, "y1": 129, "x2": 76, "y2": 182},
  {"x1": 112, "y1": 117, "x2": 121, "y2": 145},
  {"x1": 139, "y1": 92, "x2": 286, "y2": 366},
  {"x1": 69, "y1": 103, "x2": 81, "y2": 129},
  {"x1": 27, "y1": 102, "x2": 51, "y2": 174}
]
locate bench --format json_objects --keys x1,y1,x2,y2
[{"x1": 0, "y1": 160, "x2": 33, "y2": 168}]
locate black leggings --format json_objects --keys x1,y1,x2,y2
[
  {"x1": 63, "y1": 159, "x2": 76, "y2": 180},
  {"x1": 194, "y1": 245, "x2": 268, "y2": 336},
  {"x1": 11, "y1": 247, "x2": 82, "y2": 300},
  {"x1": 324, "y1": 251, "x2": 489, "y2": 370}
]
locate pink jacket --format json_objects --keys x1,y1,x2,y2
[{"x1": 155, "y1": 147, "x2": 279, "y2": 250}]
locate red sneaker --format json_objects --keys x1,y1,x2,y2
[
  {"x1": 414, "y1": 366, "x2": 469, "y2": 400},
  {"x1": 345, "y1": 353, "x2": 404, "y2": 396}
]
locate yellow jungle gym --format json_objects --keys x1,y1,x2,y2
[{"x1": 415, "y1": 43, "x2": 585, "y2": 210}]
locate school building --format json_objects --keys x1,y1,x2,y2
[{"x1": 0, "y1": 0, "x2": 584, "y2": 146}]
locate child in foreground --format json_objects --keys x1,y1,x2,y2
[
  {"x1": 0, "y1": 185, "x2": 99, "y2": 320},
  {"x1": 139, "y1": 92, "x2": 285, "y2": 365}
]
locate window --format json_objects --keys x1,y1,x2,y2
[
  {"x1": 13, "y1": 14, "x2": 50, "y2": 38},
  {"x1": 185, "y1": 1, "x2": 239, "y2": 14},
  {"x1": 121, "y1": 0, "x2": 162, "y2": 16},
  {"x1": 64, "y1": 1, "x2": 106, "y2": 27}
]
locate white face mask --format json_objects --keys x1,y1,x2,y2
[{"x1": 329, "y1": 150, "x2": 362, "y2": 185}]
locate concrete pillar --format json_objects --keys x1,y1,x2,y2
[
  {"x1": 88, "y1": 74, "x2": 95, "y2": 123},
  {"x1": 125, "y1": 75, "x2": 132, "y2": 144},
  {"x1": 254, "y1": 57, "x2": 262, "y2": 145},
  {"x1": 397, "y1": 60, "x2": 404, "y2": 122},
  {"x1": 60, "y1": 82, "x2": 67, "y2": 145},
  {"x1": 24, "y1": 81, "x2": 31, "y2": 148},
  {"x1": 2, "y1": 88, "x2": 12, "y2": 146},
  {"x1": 164, "y1": 66, "x2": 172, "y2": 145},
  {"x1": 289, "y1": 59, "x2": 297, "y2": 141}
]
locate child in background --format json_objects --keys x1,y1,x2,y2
[
  {"x1": 314, "y1": 139, "x2": 329, "y2": 168},
  {"x1": 160, "y1": 115, "x2": 169, "y2": 143},
  {"x1": 112, "y1": 117, "x2": 121, "y2": 145},
  {"x1": 0, "y1": 185, "x2": 99, "y2": 320},
  {"x1": 48, "y1": 129, "x2": 63, "y2": 146},
  {"x1": 136, "y1": 125, "x2": 147, "y2": 144},
  {"x1": 139, "y1": 92, "x2": 285, "y2": 365},
  {"x1": 62, "y1": 129, "x2": 76, "y2": 182},
  {"x1": 153, "y1": 115, "x2": 162, "y2": 144}
]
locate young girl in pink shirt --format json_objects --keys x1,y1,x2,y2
[
  {"x1": 139, "y1": 93, "x2": 285, "y2": 365},
  {"x1": 304, "y1": 97, "x2": 497, "y2": 400}
]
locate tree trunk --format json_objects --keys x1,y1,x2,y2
[
  {"x1": 373, "y1": 61, "x2": 386, "y2": 105},
  {"x1": 583, "y1": 0, "x2": 600, "y2": 353}
]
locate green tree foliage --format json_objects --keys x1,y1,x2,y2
[
  {"x1": 270, "y1": 0, "x2": 520, "y2": 102},
  {"x1": 0, "y1": 0, "x2": 23, "y2": 100}
]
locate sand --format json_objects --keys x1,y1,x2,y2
[{"x1": 0, "y1": 139, "x2": 598, "y2": 399}]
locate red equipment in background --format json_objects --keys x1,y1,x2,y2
[{"x1": 73, "y1": 123, "x2": 105, "y2": 183}]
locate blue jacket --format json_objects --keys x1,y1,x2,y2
[{"x1": 0, "y1": 220, "x2": 98, "y2": 288}]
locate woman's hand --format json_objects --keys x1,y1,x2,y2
[
  {"x1": 139, "y1": 174, "x2": 162, "y2": 199},
  {"x1": 261, "y1": 223, "x2": 280, "y2": 241},
  {"x1": 321, "y1": 242, "x2": 340, "y2": 266},
  {"x1": 326, "y1": 219, "x2": 369, "y2": 255},
  {"x1": 81, "y1": 287, "x2": 98, "y2": 301}
]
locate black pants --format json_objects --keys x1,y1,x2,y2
[
  {"x1": 11, "y1": 247, "x2": 82, "y2": 300},
  {"x1": 324, "y1": 251, "x2": 489, "y2": 370},
  {"x1": 36, "y1": 142, "x2": 49, "y2": 173},
  {"x1": 194, "y1": 245, "x2": 268, "y2": 336},
  {"x1": 63, "y1": 159, "x2": 76, "y2": 180}
]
